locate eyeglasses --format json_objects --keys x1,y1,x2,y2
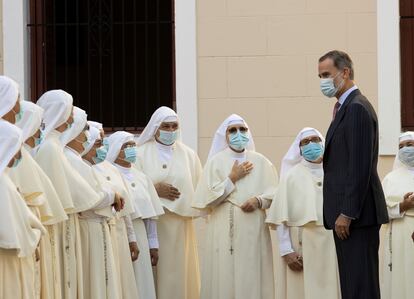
[
  {"x1": 228, "y1": 127, "x2": 248, "y2": 134},
  {"x1": 300, "y1": 136, "x2": 322, "y2": 146},
  {"x1": 399, "y1": 142, "x2": 414, "y2": 149},
  {"x1": 160, "y1": 122, "x2": 179, "y2": 130}
]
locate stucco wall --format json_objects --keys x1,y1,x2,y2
[{"x1": 196, "y1": 0, "x2": 394, "y2": 177}]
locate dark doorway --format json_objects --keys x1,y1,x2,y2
[{"x1": 28, "y1": 0, "x2": 175, "y2": 131}]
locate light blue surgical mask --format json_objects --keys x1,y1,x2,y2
[
  {"x1": 103, "y1": 138, "x2": 109, "y2": 152},
  {"x1": 82, "y1": 131, "x2": 91, "y2": 150},
  {"x1": 74, "y1": 134, "x2": 90, "y2": 151},
  {"x1": 123, "y1": 146, "x2": 137, "y2": 164},
  {"x1": 11, "y1": 156, "x2": 22, "y2": 168},
  {"x1": 92, "y1": 146, "x2": 107, "y2": 164},
  {"x1": 301, "y1": 142, "x2": 324, "y2": 162},
  {"x1": 83, "y1": 140, "x2": 90, "y2": 150},
  {"x1": 158, "y1": 130, "x2": 178, "y2": 146},
  {"x1": 34, "y1": 131, "x2": 44, "y2": 146},
  {"x1": 320, "y1": 72, "x2": 344, "y2": 98},
  {"x1": 229, "y1": 131, "x2": 250, "y2": 151},
  {"x1": 65, "y1": 121, "x2": 72, "y2": 131},
  {"x1": 13, "y1": 107, "x2": 24, "y2": 123},
  {"x1": 399, "y1": 146, "x2": 414, "y2": 167}
]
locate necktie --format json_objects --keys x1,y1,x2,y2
[{"x1": 332, "y1": 102, "x2": 341, "y2": 120}]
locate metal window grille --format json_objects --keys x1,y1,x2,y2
[
  {"x1": 28, "y1": 0, "x2": 175, "y2": 132},
  {"x1": 400, "y1": 0, "x2": 414, "y2": 129}
]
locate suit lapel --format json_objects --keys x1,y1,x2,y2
[{"x1": 325, "y1": 89, "x2": 361, "y2": 147}]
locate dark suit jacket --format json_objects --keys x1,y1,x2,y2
[{"x1": 323, "y1": 89, "x2": 388, "y2": 229}]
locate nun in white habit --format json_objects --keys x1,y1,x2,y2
[
  {"x1": 193, "y1": 114, "x2": 278, "y2": 299},
  {"x1": 107, "y1": 131, "x2": 164, "y2": 299},
  {"x1": 60, "y1": 107, "x2": 124, "y2": 299},
  {"x1": 91, "y1": 126, "x2": 140, "y2": 299},
  {"x1": 36, "y1": 90, "x2": 101, "y2": 299},
  {"x1": 8, "y1": 100, "x2": 68, "y2": 299},
  {"x1": 380, "y1": 131, "x2": 414, "y2": 299},
  {"x1": 266, "y1": 127, "x2": 340, "y2": 299},
  {"x1": 135, "y1": 106, "x2": 202, "y2": 299},
  {"x1": 0, "y1": 120, "x2": 46, "y2": 299},
  {"x1": 87, "y1": 120, "x2": 103, "y2": 134},
  {"x1": 10, "y1": 100, "x2": 67, "y2": 224},
  {"x1": 0, "y1": 75, "x2": 22, "y2": 124},
  {"x1": 17, "y1": 100, "x2": 46, "y2": 156}
]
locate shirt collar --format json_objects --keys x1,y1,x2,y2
[
  {"x1": 82, "y1": 158, "x2": 93, "y2": 167},
  {"x1": 338, "y1": 85, "x2": 358, "y2": 108},
  {"x1": 114, "y1": 163, "x2": 132, "y2": 174},
  {"x1": 155, "y1": 140, "x2": 174, "y2": 152},
  {"x1": 301, "y1": 159, "x2": 323, "y2": 169},
  {"x1": 227, "y1": 147, "x2": 247, "y2": 163},
  {"x1": 65, "y1": 145, "x2": 81, "y2": 157}
]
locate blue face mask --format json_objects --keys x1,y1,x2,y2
[
  {"x1": 11, "y1": 156, "x2": 22, "y2": 168},
  {"x1": 83, "y1": 140, "x2": 90, "y2": 151},
  {"x1": 77, "y1": 131, "x2": 90, "y2": 151},
  {"x1": 229, "y1": 131, "x2": 250, "y2": 151},
  {"x1": 399, "y1": 146, "x2": 414, "y2": 167},
  {"x1": 320, "y1": 72, "x2": 344, "y2": 98},
  {"x1": 34, "y1": 131, "x2": 44, "y2": 147},
  {"x1": 103, "y1": 138, "x2": 109, "y2": 152},
  {"x1": 65, "y1": 121, "x2": 72, "y2": 131},
  {"x1": 158, "y1": 130, "x2": 178, "y2": 146},
  {"x1": 92, "y1": 146, "x2": 107, "y2": 164},
  {"x1": 301, "y1": 142, "x2": 324, "y2": 162},
  {"x1": 14, "y1": 107, "x2": 24, "y2": 123},
  {"x1": 123, "y1": 146, "x2": 137, "y2": 163}
]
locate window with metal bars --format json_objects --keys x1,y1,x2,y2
[
  {"x1": 28, "y1": 0, "x2": 175, "y2": 132},
  {"x1": 400, "y1": 0, "x2": 414, "y2": 130}
]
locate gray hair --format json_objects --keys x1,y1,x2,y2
[{"x1": 319, "y1": 50, "x2": 354, "y2": 80}]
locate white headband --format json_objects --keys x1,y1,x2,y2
[
  {"x1": 207, "y1": 114, "x2": 255, "y2": 160},
  {"x1": 106, "y1": 131, "x2": 135, "y2": 163},
  {"x1": 36, "y1": 89, "x2": 73, "y2": 139},
  {"x1": 136, "y1": 106, "x2": 180, "y2": 146},
  {"x1": 0, "y1": 76, "x2": 19, "y2": 119}
]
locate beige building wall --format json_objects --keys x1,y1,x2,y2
[{"x1": 196, "y1": 0, "x2": 395, "y2": 178}]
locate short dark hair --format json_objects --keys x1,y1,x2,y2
[{"x1": 319, "y1": 50, "x2": 354, "y2": 80}]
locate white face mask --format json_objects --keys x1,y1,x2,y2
[
  {"x1": 399, "y1": 146, "x2": 414, "y2": 167},
  {"x1": 320, "y1": 71, "x2": 344, "y2": 98}
]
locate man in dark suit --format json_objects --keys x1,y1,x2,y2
[{"x1": 319, "y1": 50, "x2": 388, "y2": 299}]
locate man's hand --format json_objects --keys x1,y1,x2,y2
[
  {"x1": 283, "y1": 252, "x2": 303, "y2": 272},
  {"x1": 240, "y1": 197, "x2": 259, "y2": 213},
  {"x1": 228, "y1": 161, "x2": 254, "y2": 184},
  {"x1": 150, "y1": 248, "x2": 159, "y2": 266},
  {"x1": 335, "y1": 214, "x2": 352, "y2": 240},
  {"x1": 154, "y1": 182, "x2": 181, "y2": 201},
  {"x1": 113, "y1": 193, "x2": 125, "y2": 212},
  {"x1": 400, "y1": 192, "x2": 414, "y2": 212},
  {"x1": 129, "y1": 242, "x2": 139, "y2": 261}
]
